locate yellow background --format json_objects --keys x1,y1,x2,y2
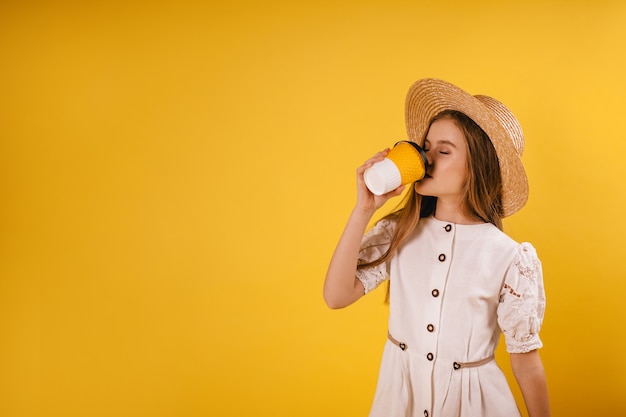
[{"x1": 1, "y1": 1, "x2": 625, "y2": 416}]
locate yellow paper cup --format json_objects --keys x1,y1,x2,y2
[{"x1": 364, "y1": 141, "x2": 429, "y2": 195}]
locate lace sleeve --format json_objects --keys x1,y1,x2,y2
[
  {"x1": 497, "y1": 242, "x2": 546, "y2": 353},
  {"x1": 355, "y1": 218, "x2": 396, "y2": 294}
]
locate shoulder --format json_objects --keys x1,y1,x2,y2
[
  {"x1": 486, "y1": 224, "x2": 532, "y2": 255},
  {"x1": 366, "y1": 216, "x2": 397, "y2": 239},
  {"x1": 359, "y1": 216, "x2": 398, "y2": 253},
  {"x1": 483, "y1": 228, "x2": 541, "y2": 268},
  {"x1": 484, "y1": 223, "x2": 519, "y2": 246},
  {"x1": 455, "y1": 223, "x2": 527, "y2": 270},
  {"x1": 456, "y1": 221, "x2": 520, "y2": 253},
  {"x1": 511, "y1": 242, "x2": 543, "y2": 277}
]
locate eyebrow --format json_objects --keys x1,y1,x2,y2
[{"x1": 424, "y1": 139, "x2": 458, "y2": 148}]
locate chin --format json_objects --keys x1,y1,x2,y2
[{"x1": 414, "y1": 183, "x2": 434, "y2": 196}]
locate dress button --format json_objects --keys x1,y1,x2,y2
[
  {"x1": 427, "y1": 324, "x2": 434, "y2": 332},
  {"x1": 432, "y1": 289, "x2": 440, "y2": 297},
  {"x1": 424, "y1": 411, "x2": 429, "y2": 417},
  {"x1": 427, "y1": 352, "x2": 434, "y2": 361},
  {"x1": 444, "y1": 224, "x2": 452, "y2": 232},
  {"x1": 438, "y1": 253, "x2": 446, "y2": 262}
]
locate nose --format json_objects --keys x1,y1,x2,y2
[
  {"x1": 422, "y1": 151, "x2": 434, "y2": 177},
  {"x1": 424, "y1": 151, "x2": 433, "y2": 169}
]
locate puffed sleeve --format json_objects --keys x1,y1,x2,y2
[
  {"x1": 497, "y1": 242, "x2": 546, "y2": 353},
  {"x1": 355, "y1": 218, "x2": 396, "y2": 294}
]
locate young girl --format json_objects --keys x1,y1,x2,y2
[{"x1": 324, "y1": 79, "x2": 549, "y2": 417}]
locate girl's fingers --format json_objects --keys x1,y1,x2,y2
[
  {"x1": 366, "y1": 148, "x2": 390, "y2": 164},
  {"x1": 385, "y1": 184, "x2": 406, "y2": 198},
  {"x1": 358, "y1": 149, "x2": 390, "y2": 173},
  {"x1": 355, "y1": 149, "x2": 393, "y2": 211}
]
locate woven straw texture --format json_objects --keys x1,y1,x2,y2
[{"x1": 405, "y1": 78, "x2": 528, "y2": 217}]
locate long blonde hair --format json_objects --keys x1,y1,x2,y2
[{"x1": 359, "y1": 110, "x2": 504, "y2": 301}]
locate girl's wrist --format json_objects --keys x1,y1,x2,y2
[{"x1": 352, "y1": 205, "x2": 376, "y2": 219}]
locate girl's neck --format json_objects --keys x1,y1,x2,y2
[{"x1": 433, "y1": 199, "x2": 484, "y2": 225}]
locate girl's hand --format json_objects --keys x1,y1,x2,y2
[{"x1": 355, "y1": 149, "x2": 406, "y2": 213}]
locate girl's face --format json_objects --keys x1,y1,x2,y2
[{"x1": 415, "y1": 117, "x2": 469, "y2": 202}]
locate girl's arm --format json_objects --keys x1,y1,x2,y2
[
  {"x1": 323, "y1": 206, "x2": 375, "y2": 309},
  {"x1": 510, "y1": 350, "x2": 550, "y2": 417},
  {"x1": 323, "y1": 149, "x2": 403, "y2": 309}
]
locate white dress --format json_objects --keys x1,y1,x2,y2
[{"x1": 356, "y1": 216, "x2": 546, "y2": 417}]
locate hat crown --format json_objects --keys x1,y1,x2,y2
[{"x1": 474, "y1": 95, "x2": 524, "y2": 157}]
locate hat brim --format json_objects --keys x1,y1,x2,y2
[{"x1": 405, "y1": 78, "x2": 528, "y2": 217}]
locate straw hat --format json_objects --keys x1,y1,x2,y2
[{"x1": 405, "y1": 78, "x2": 528, "y2": 217}]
